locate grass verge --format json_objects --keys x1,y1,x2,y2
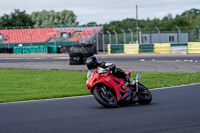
[{"x1": 0, "y1": 68, "x2": 200, "y2": 103}]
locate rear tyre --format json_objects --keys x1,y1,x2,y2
[
  {"x1": 93, "y1": 86, "x2": 117, "y2": 108},
  {"x1": 137, "y1": 84, "x2": 152, "y2": 105}
]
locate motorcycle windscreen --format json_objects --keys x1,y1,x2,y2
[
  {"x1": 87, "y1": 69, "x2": 96, "y2": 79},
  {"x1": 97, "y1": 67, "x2": 107, "y2": 74}
]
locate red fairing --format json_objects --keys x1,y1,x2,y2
[{"x1": 86, "y1": 69, "x2": 130, "y2": 101}]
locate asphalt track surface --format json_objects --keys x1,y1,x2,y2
[
  {"x1": 0, "y1": 54, "x2": 200, "y2": 72},
  {"x1": 0, "y1": 84, "x2": 200, "y2": 133},
  {"x1": 0, "y1": 54, "x2": 200, "y2": 62}
]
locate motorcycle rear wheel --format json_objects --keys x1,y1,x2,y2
[{"x1": 93, "y1": 86, "x2": 117, "y2": 108}]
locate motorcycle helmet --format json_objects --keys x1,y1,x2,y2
[{"x1": 86, "y1": 56, "x2": 98, "y2": 70}]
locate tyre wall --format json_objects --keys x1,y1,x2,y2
[
  {"x1": 188, "y1": 42, "x2": 200, "y2": 54},
  {"x1": 139, "y1": 44, "x2": 154, "y2": 53},
  {"x1": 0, "y1": 48, "x2": 13, "y2": 53},
  {"x1": 154, "y1": 43, "x2": 171, "y2": 54},
  {"x1": 124, "y1": 44, "x2": 139, "y2": 54},
  {"x1": 107, "y1": 44, "x2": 124, "y2": 54},
  {"x1": 170, "y1": 43, "x2": 187, "y2": 54}
]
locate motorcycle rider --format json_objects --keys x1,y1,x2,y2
[{"x1": 86, "y1": 56, "x2": 135, "y2": 99}]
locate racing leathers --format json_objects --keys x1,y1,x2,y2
[{"x1": 97, "y1": 61, "x2": 135, "y2": 86}]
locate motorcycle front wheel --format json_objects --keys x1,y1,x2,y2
[
  {"x1": 93, "y1": 86, "x2": 117, "y2": 108},
  {"x1": 137, "y1": 84, "x2": 152, "y2": 105}
]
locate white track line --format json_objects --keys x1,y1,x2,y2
[
  {"x1": 0, "y1": 83, "x2": 200, "y2": 105},
  {"x1": 0, "y1": 95, "x2": 93, "y2": 105},
  {"x1": 151, "y1": 83, "x2": 200, "y2": 90},
  {"x1": 0, "y1": 57, "x2": 69, "y2": 60}
]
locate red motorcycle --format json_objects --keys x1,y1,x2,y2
[{"x1": 86, "y1": 68, "x2": 152, "y2": 107}]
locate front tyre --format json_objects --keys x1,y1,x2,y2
[
  {"x1": 93, "y1": 86, "x2": 117, "y2": 108},
  {"x1": 137, "y1": 84, "x2": 152, "y2": 105}
]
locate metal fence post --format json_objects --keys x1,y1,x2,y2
[
  {"x1": 197, "y1": 25, "x2": 200, "y2": 41},
  {"x1": 156, "y1": 27, "x2": 161, "y2": 43},
  {"x1": 79, "y1": 34, "x2": 82, "y2": 44},
  {"x1": 96, "y1": 34, "x2": 99, "y2": 52},
  {"x1": 100, "y1": 31, "x2": 105, "y2": 52},
  {"x1": 139, "y1": 30, "x2": 142, "y2": 44},
  {"x1": 128, "y1": 29, "x2": 133, "y2": 44},
  {"x1": 176, "y1": 26, "x2": 181, "y2": 43},
  {"x1": 7, "y1": 35, "x2": 10, "y2": 48},
  {"x1": 121, "y1": 29, "x2": 126, "y2": 44},
  {"x1": 112, "y1": 30, "x2": 118, "y2": 44},
  {"x1": 30, "y1": 34, "x2": 32, "y2": 46},
  {"x1": 137, "y1": 27, "x2": 142, "y2": 44},
  {"x1": 107, "y1": 31, "x2": 111, "y2": 44}
]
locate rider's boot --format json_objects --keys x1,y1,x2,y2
[
  {"x1": 125, "y1": 75, "x2": 137, "y2": 100},
  {"x1": 126, "y1": 75, "x2": 135, "y2": 86}
]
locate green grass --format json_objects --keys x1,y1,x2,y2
[{"x1": 0, "y1": 68, "x2": 200, "y2": 103}]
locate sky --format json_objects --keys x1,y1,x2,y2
[{"x1": 0, "y1": 0, "x2": 199, "y2": 25}]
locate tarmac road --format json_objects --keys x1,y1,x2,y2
[
  {"x1": 0, "y1": 54, "x2": 200, "y2": 62},
  {"x1": 0, "y1": 54, "x2": 200, "y2": 72},
  {"x1": 0, "y1": 84, "x2": 200, "y2": 133}
]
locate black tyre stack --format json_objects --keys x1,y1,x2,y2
[
  {"x1": 68, "y1": 43, "x2": 95, "y2": 65},
  {"x1": 69, "y1": 53, "x2": 94, "y2": 65},
  {"x1": 69, "y1": 53, "x2": 83, "y2": 65},
  {"x1": 0, "y1": 48, "x2": 13, "y2": 53}
]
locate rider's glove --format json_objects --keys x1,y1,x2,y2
[
  {"x1": 129, "y1": 79, "x2": 135, "y2": 86},
  {"x1": 107, "y1": 64, "x2": 116, "y2": 73}
]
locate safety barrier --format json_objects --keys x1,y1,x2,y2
[
  {"x1": 47, "y1": 46, "x2": 57, "y2": 54},
  {"x1": 139, "y1": 44, "x2": 154, "y2": 53},
  {"x1": 108, "y1": 44, "x2": 111, "y2": 54},
  {"x1": 154, "y1": 43, "x2": 171, "y2": 54},
  {"x1": 13, "y1": 46, "x2": 48, "y2": 54},
  {"x1": 0, "y1": 41, "x2": 79, "y2": 48},
  {"x1": 107, "y1": 44, "x2": 124, "y2": 54},
  {"x1": 171, "y1": 43, "x2": 187, "y2": 54},
  {"x1": 12, "y1": 44, "x2": 96, "y2": 54},
  {"x1": 0, "y1": 48, "x2": 13, "y2": 53},
  {"x1": 124, "y1": 44, "x2": 139, "y2": 54},
  {"x1": 107, "y1": 42, "x2": 200, "y2": 54},
  {"x1": 188, "y1": 42, "x2": 200, "y2": 54}
]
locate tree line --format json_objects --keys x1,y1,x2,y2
[
  {"x1": 0, "y1": 9, "x2": 78, "y2": 28},
  {"x1": 0, "y1": 8, "x2": 200, "y2": 34},
  {"x1": 104, "y1": 8, "x2": 200, "y2": 33}
]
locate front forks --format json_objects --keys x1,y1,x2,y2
[
  {"x1": 132, "y1": 73, "x2": 141, "y2": 101},
  {"x1": 135, "y1": 73, "x2": 141, "y2": 93}
]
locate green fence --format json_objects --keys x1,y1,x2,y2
[
  {"x1": 13, "y1": 45, "x2": 59, "y2": 54},
  {"x1": 13, "y1": 47, "x2": 22, "y2": 54},
  {"x1": 47, "y1": 46, "x2": 57, "y2": 53},
  {"x1": 0, "y1": 41, "x2": 79, "y2": 48},
  {"x1": 110, "y1": 44, "x2": 124, "y2": 53},
  {"x1": 139, "y1": 44, "x2": 154, "y2": 53},
  {"x1": 13, "y1": 46, "x2": 47, "y2": 54}
]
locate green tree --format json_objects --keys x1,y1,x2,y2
[
  {"x1": 190, "y1": 15, "x2": 200, "y2": 41},
  {"x1": 103, "y1": 8, "x2": 200, "y2": 33},
  {"x1": 31, "y1": 10, "x2": 78, "y2": 27},
  {"x1": 0, "y1": 9, "x2": 33, "y2": 27}
]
